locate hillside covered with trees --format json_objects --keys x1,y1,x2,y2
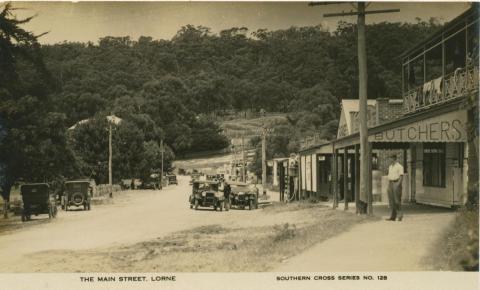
[{"x1": 1, "y1": 1, "x2": 443, "y2": 189}]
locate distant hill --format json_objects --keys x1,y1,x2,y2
[{"x1": 221, "y1": 113, "x2": 289, "y2": 148}]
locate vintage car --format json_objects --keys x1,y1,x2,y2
[
  {"x1": 140, "y1": 174, "x2": 160, "y2": 189},
  {"x1": 120, "y1": 179, "x2": 132, "y2": 190},
  {"x1": 166, "y1": 174, "x2": 178, "y2": 185},
  {"x1": 63, "y1": 180, "x2": 93, "y2": 211},
  {"x1": 189, "y1": 173, "x2": 201, "y2": 185},
  {"x1": 229, "y1": 182, "x2": 258, "y2": 210},
  {"x1": 20, "y1": 183, "x2": 58, "y2": 221},
  {"x1": 189, "y1": 180, "x2": 224, "y2": 211}
]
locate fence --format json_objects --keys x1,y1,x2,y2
[{"x1": 95, "y1": 184, "x2": 122, "y2": 197}]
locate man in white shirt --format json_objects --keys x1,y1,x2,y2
[{"x1": 386, "y1": 154, "x2": 404, "y2": 221}]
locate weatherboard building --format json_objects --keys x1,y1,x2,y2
[{"x1": 298, "y1": 5, "x2": 478, "y2": 209}]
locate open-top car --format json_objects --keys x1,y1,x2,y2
[
  {"x1": 63, "y1": 180, "x2": 93, "y2": 211},
  {"x1": 229, "y1": 181, "x2": 258, "y2": 210},
  {"x1": 20, "y1": 183, "x2": 58, "y2": 221},
  {"x1": 189, "y1": 180, "x2": 224, "y2": 211}
]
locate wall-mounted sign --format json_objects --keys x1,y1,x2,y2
[{"x1": 369, "y1": 110, "x2": 467, "y2": 143}]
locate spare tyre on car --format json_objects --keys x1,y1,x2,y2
[{"x1": 63, "y1": 180, "x2": 93, "y2": 211}]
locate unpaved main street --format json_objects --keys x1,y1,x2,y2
[
  {"x1": 0, "y1": 176, "x2": 455, "y2": 272},
  {"x1": 0, "y1": 176, "x2": 365, "y2": 272}
]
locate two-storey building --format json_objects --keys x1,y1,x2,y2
[{"x1": 298, "y1": 4, "x2": 478, "y2": 209}]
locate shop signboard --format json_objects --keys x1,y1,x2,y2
[{"x1": 369, "y1": 110, "x2": 467, "y2": 143}]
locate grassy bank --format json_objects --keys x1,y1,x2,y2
[{"x1": 425, "y1": 207, "x2": 479, "y2": 271}]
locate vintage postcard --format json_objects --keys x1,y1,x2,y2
[{"x1": 0, "y1": 1, "x2": 478, "y2": 289}]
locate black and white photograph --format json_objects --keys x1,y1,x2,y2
[{"x1": 0, "y1": 1, "x2": 478, "y2": 289}]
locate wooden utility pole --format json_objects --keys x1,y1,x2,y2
[
  {"x1": 357, "y1": 2, "x2": 370, "y2": 215},
  {"x1": 241, "y1": 135, "x2": 246, "y2": 182},
  {"x1": 343, "y1": 148, "x2": 348, "y2": 210},
  {"x1": 160, "y1": 139, "x2": 164, "y2": 190},
  {"x1": 311, "y1": 2, "x2": 399, "y2": 215},
  {"x1": 108, "y1": 122, "x2": 113, "y2": 198},
  {"x1": 261, "y1": 126, "x2": 267, "y2": 193}
]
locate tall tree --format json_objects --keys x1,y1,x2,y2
[{"x1": 0, "y1": 3, "x2": 75, "y2": 217}]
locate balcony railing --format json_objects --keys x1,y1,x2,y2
[{"x1": 403, "y1": 66, "x2": 479, "y2": 114}]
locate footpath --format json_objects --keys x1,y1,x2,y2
[{"x1": 275, "y1": 203, "x2": 455, "y2": 271}]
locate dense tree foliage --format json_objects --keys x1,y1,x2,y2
[
  {"x1": 37, "y1": 19, "x2": 440, "y2": 148},
  {"x1": 68, "y1": 114, "x2": 175, "y2": 184},
  {"x1": 0, "y1": 3, "x2": 76, "y2": 203},
  {"x1": 2, "y1": 1, "x2": 444, "y2": 192}
]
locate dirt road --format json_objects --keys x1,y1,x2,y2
[
  {"x1": 0, "y1": 178, "x2": 458, "y2": 272},
  {"x1": 0, "y1": 176, "x2": 322, "y2": 272}
]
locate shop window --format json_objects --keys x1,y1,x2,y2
[{"x1": 423, "y1": 143, "x2": 446, "y2": 187}]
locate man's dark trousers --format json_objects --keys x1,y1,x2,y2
[{"x1": 387, "y1": 180, "x2": 403, "y2": 220}]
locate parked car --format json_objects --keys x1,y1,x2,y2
[
  {"x1": 189, "y1": 173, "x2": 201, "y2": 185},
  {"x1": 120, "y1": 179, "x2": 132, "y2": 190},
  {"x1": 20, "y1": 183, "x2": 57, "y2": 221},
  {"x1": 166, "y1": 174, "x2": 177, "y2": 185},
  {"x1": 189, "y1": 180, "x2": 224, "y2": 211},
  {"x1": 140, "y1": 174, "x2": 160, "y2": 189},
  {"x1": 229, "y1": 181, "x2": 258, "y2": 210},
  {"x1": 63, "y1": 180, "x2": 92, "y2": 211}
]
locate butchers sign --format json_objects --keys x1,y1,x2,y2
[{"x1": 369, "y1": 110, "x2": 467, "y2": 142}]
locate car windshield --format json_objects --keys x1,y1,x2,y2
[
  {"x1": 65, "y1": 182, "x2": 89, "y2": 192},
  {"x1": 231, "y1": 185, "x2": 249, "y2": 193},
  {"x1": 194, "y1": 183, "x2": 218, "y2": 191}
]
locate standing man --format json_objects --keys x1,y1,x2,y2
[
  {"x1": 223, "y1": 182, "x2": 231, "y2": 211},
  {"x1": 386, "y1": 154, "x2": 404, "y2": 221}
]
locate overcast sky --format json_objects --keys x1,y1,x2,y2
[{"x1": 11, "y1": 1, "x2": 471, "y2": 44}]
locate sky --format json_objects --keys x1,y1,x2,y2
[{"x1": 10, "y1": 1, "x2": 472, "y2": 44}]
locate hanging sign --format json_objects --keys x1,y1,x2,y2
[{"x1": 369, "y1": 109, "x2": 467, "y2": 142}]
